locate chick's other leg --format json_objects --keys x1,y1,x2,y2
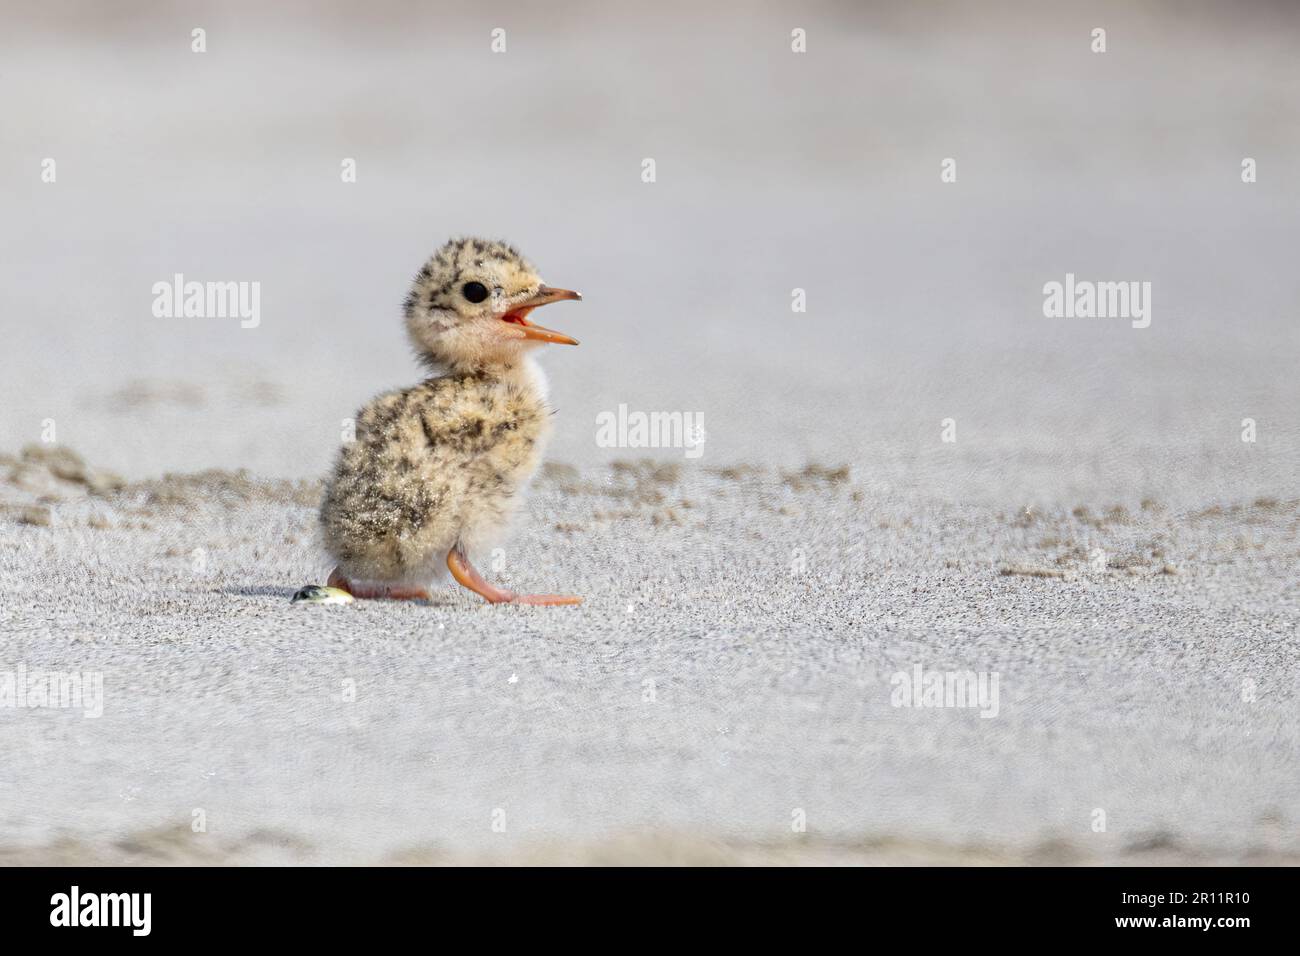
[
  {"x1": 327, "y1": 568, "x2": 430, "y2": 601},
  {"x1": 446, "y1": 546, "x2": 582, "y2": 607}
]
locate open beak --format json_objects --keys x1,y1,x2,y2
[{"x1": 498, "y1": 286, "x2": 582, "y2": 345}]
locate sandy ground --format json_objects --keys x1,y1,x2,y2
[
  {"x1": 0, "y1": 2, "x2": 1298, "y2": 864},
  {"x1": 1, "y1": 447, "x2": 1296, "y2": 865}
]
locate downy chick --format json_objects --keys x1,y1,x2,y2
[{"x1": 311, "y1": 237, "x2": 583, "y2": 606}]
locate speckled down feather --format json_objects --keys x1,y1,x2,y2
[{"x1": 321, "y1": 368, "x2": 551, "y2": 584}]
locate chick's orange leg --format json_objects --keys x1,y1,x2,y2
[
  {"x1": 327, "y1": 568, "x2": 430, "y2": 602},
  {"x1": 446, "y1": 547, "x2": 582, "y2": 607}
]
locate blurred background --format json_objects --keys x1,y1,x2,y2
[{"x1": 2, "y1": 0, "x2": 1297, "y2": 507}]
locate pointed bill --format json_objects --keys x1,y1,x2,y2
[{"x1": 498, "y1": 286, "x2": 582, "y2": 345}]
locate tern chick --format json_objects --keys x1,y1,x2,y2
[{"x1": 313, "y1": 237, "x2": 583, "y2": 606}]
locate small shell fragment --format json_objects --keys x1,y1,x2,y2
[{"x1": 291, "y1": 584, "x2": 354, "y2": 605}]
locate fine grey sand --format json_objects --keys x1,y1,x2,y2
[
  {"x1": 1, "y1": 1, "x2": 1298, "y2": 864},
  {"x1": 1, "y1": 448, "x2": 1297, "y2": 865}
]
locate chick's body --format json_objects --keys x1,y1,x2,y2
[{"x1": 321, "y1": 363, "x2": 550, "y2": 587}]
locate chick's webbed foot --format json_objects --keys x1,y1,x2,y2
[{"x1": 447, "y1": 547, "x2": 582, "y2": 607}]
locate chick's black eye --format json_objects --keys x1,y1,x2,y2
[{"x1": 462, "y1": 281, "x2": 489, "y2": 303}]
